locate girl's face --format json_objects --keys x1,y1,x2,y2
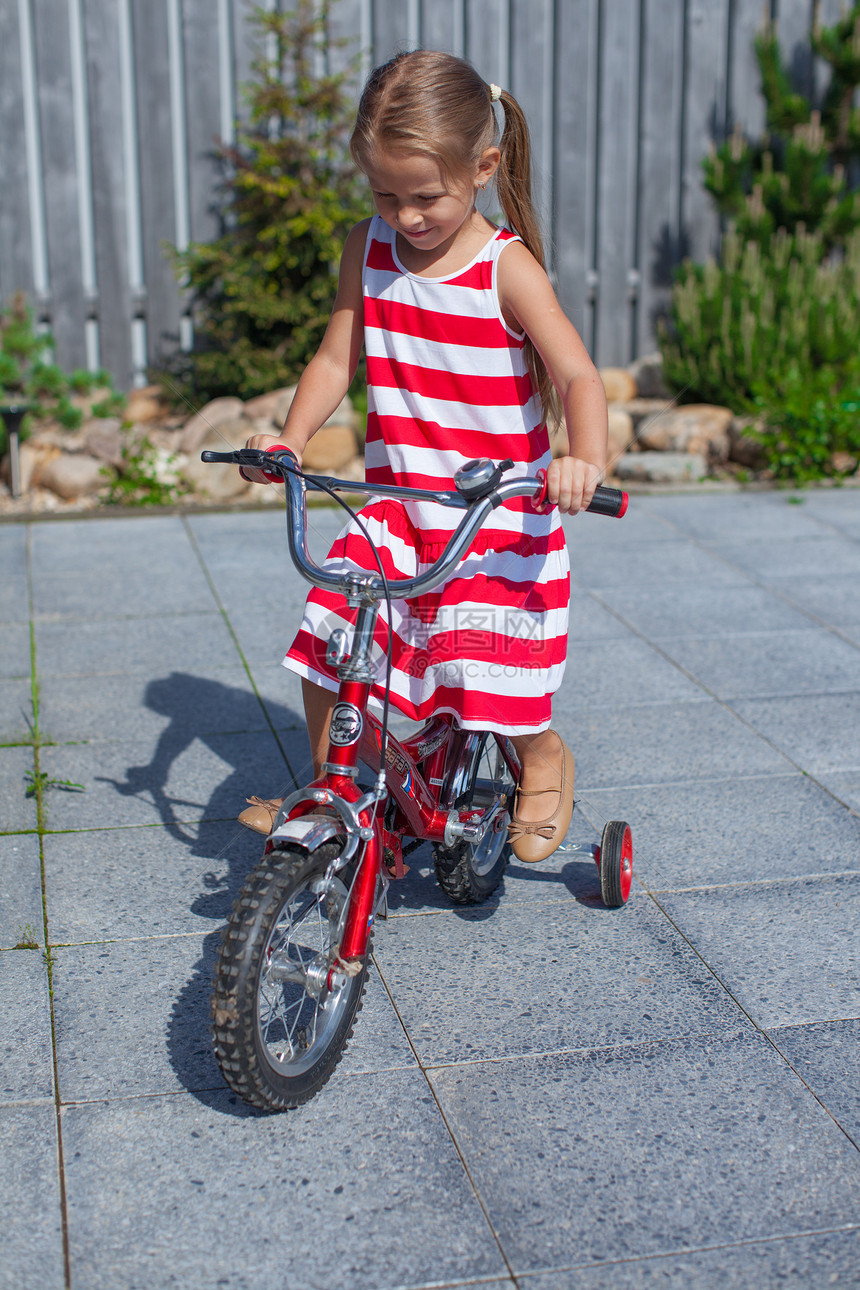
[{"x1": 365, "y1": 150, "x2": 493, "y2": 254}]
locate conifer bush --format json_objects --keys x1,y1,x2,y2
[
  {"x1": 660, "y1": 4, "x2": 860, "y2": 480},
  {"x1": 155, "y1": 2, "x2": 367, "y2": 408}
]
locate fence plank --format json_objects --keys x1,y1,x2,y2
[
  {"x1": 729, "y1": 0, "x2": 769, "y2": 139},
  {"x1": 636, "y1": 0, "x2": 687, "y2": 359},
  {"x1": 464, "y1": 0, "x2": 508, "y2": 89},
  {"x1": 4, "y1": 0, "x2": 836, "y2": 388},
  {"x1": 32, "y1": 0, "x2": 88, "y2": 368},
  {"x1": 551, "y1": 0, "x2": 599, "y2": 351},
  {"x1": 420, "y1": 0, "x2": 465, "y2": 53},
  {"x1": 131, "y1": 0, "x2": 181, "y2": 374},
  {"x1": 682, "y1": 0, "x2": 731, "y2": 265},
  {"x1": 372, "y1": 0, "x2": 414, "y2": 61},
  {"x1": 0, "y1": 3, "x2": 35, "y2": 303},
  {"x1": 81, "y1": 0, "x2": 133, "y2": 387},
  {"x1": 594, "y1": 0, "x2": 641, "y2": 365},
  {"x1": 183, "y1": 0, "x2": 226, "y2": 248}
]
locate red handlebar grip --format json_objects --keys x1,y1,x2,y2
[{"x1": 533, "y1": 472, "x2": 628, "y2": 517}]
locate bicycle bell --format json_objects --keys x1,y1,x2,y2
[{"x1": 454, "y1": 457, "x2": 514, "y2": 501}]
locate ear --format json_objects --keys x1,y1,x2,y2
[{"x1": 475, "y1": 147, "x2": 500, "y2": 189}]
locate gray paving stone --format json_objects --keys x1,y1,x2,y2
[
  {"x1": 30, "y1": 513, "x2": 189, "y2": 571},
  {"x1": 649, "y1": 492, "x2": 834, "y2": 542},
  {"x1": 596, "y1": 581, "x2": 814, "y2": 641},
  {"x1": 709, "y1": 535, "x2": 860, "y2": 584},
  {"x1": 36, "y1": 667, "x2": 282, "y2": 744},
  {"x1": 730, "y1": 694, "x2": 860, "y2": 774},
  {"x1": 32, "y1": 564, "x2": 217, "y2": 620},
  {"x1": 0, "y1": 522, "x2": 28, "y2": 571},
  {"x1": 567, "y1": 591, "x2": 636, "y2": 642},
  {"x1": 562, "y1": 503, "x2": 678, "y2": 548},
  {"x1": 429, "y1": 1031, "x2": 860, "y2": 1273},
  {"x1": 518, "y1": 1229, "x2": 860, "y2": 1288},
  {"x1": 0, "y1": 1103, "x2": 65, "y2": 1289},
  {"x1": 0, "y1": 572, "x2": 29, "y2": 625},
  {"x1": 0, "y1": 678, "x2": 34, "y2": 743},
  {"x1": 658, "y1": 874, "x2": 860, "y2": 1029},
  {"x1": 0, "y1": 622, "x2": 31, "y2": 680},
  {"x1": 39, "y1": 728, "x2": 296, "y2": 832},
  {"x1": 43, "y1": 821, "x2": 262, "y2": 943},
  {"x1": 62, "y1": 1072, "x2": 503, "y2": 1290},
  {"x1": 769, "y1": 1018, "x2": 860, "y2": 1145},
  {"x1": 781, "y1": 489, "x2": 860, "y2": 538},
  {"x1": 571, "y1": 540, "x2": 747, "y2": 591},
  {"x1": 817, "y1": 769, "x2": 860, "y2": 814},
  {"x1": 658, "y1": 628, "x2": 860, "y2": 700},
  {"x1": 374, "y1": 891, "x2": 746, "y2": 1066},
  {"x1": 222, "y1": 604, "x2": 293, "y2": 667},
  {"x1": 569, "y1": 699, "x2": 792, "y2": 791},
  {"x1": 34, "y1": 611, "x2": 240, "y2": 677},
  {"x1": 557, "y1": 637, "x2": 705, "y2": 708},
  {"x1": 0, "y1": 745, "x2": 38, "y2": 833},
  {"x1": 0, "y1": 833, "x2": 43, "y2": 950},
  {"x1": 0, "y1": 949, "x2": 54, "y2": 1103},
  {"x1": 778, "y1": 573, "x2": 860, "y2": 629},
  {"x1": 53, "y1": 935, "x2": 416, "y2": 1102},
  {"x1": 575, "y1": 774, "x2": 860, "y2": 891}
]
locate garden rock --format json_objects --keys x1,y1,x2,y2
[
  {"x1": 124, "y1": 385, "x2": 166, "y2": 423},
  {"x1": 637, "y1": 404, "x2": 732, "y2": 464},
  {"x1": 302, "y1": 423, "x2": 359, "y2": 472},
  {"x1": 243, "y1": 385, "x2": 296, "y2": 427},
  {"x1": 180, "y1": 423, "x2": 253, "y2": 501},
  {"x1": 614, "y1": 451, "x2": 709, "y2": 484},
  {"x1": 728, "y1": 417, "x2": 768, "y2": 469},
  {"x1": 600, "y1": 367, "x2": 638, "y2": 404},
  {"x1": 608, "y1": 408, "x2": 635, "y2": 462},
  {"x1": 83, "y1": 417, "x2": 123, "y2": 467},
  {"x1": 39, "y1": 452, "x2": 105, "y2": 500},
  {"x1": 180, "y1": 397, "x2": 245, "y2": 453},
  {"x1": 629, "y1": 351, "x2": 671, "y2": 399}
]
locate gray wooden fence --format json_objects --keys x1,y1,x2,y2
[{"x1": 0, "y1": 0, "x2": 847, "y2": 392}]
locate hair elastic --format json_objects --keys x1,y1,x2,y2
[{"x1": 488, "y1": 83, "x2": 502, "y2": 102}]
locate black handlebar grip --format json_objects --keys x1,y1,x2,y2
[
  {"x1": 200, "y1": 450, "x2": 238, "y2": 463},
  {"x1": 586, "y1": 485, "x2": 628, "y2": 518}
]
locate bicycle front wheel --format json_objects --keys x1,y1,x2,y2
[
  {"x1": 211, "y1": 842, "x2": 369, "y2": 1110},
  {"x1": 433, "y1": 734, "x2": 514, "y2": 905}
]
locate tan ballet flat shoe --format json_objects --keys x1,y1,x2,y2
[
  {"x1": 238, "y1": 796, "x2": 284, "y2": 835},
  {"x1": 508, "y1": 732, "x2": 574, "y2": 863}
]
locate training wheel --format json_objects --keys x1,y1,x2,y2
[{"x1": 597, "y1": 821, "x2": 633, "y2": 907}]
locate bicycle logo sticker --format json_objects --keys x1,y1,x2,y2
[{"x1": 329, "y1": 702, "x2": 363, "y2": 746}]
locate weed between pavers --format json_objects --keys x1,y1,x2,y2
[{"x1": 24, "y1": 769, "x2": 85, "y2": 799}]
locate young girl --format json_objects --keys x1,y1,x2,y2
[{"x1": 240, "y1": 50, "x2": 608, "y2": 864}]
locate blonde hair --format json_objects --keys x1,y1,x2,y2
[{"x1": 350, "y1": 50, "x2": 560, "y2": 427}]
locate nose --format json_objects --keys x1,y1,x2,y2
[{"x1": 397, "y1": 204, "x2": 423, "y2": 229}]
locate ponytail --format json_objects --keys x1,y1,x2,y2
[{"x1": 495, "y1": 90, "x2": 561, "y2": 431}]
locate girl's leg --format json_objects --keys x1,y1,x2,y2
[
  {"x1": 507, "y1": 728, "x2": 574, "y2": 863},
  {"x1": 302, "y1": 677, "x2": 337, "y2": 779},
  {"x1": 238, "y1": 678, "x2": 336, "y2": 834}
]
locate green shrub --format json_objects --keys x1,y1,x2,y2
[
  {"x1": 0, "y1": 293, "x2": 119, "y2": 453},
  {"x1": 154, "y1": 1, "x2": 367, "y2": 408},
  {"x1": 659, "y1": 5, "x2": 860, "y2": 482}
]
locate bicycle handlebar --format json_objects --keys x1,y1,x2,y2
[{"x1": 201, "y1": 448, "x2": 627, "y2": 600}]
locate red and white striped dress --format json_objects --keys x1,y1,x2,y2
[{"x1": 283, "y1": 215, "x2": 570, "y2": 735}]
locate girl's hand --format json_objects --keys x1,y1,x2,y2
[
  {"x1": 240, "y1": 433, "x2": 301, "y2": 485},
  {"x1": 545, "y1": 456, "x2": 603, "y2": 515}
]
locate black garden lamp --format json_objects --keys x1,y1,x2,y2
[{"x1": 0, "y1": 401, "x2": 29, "y2": 499}]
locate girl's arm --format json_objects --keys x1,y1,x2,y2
[
  {"x1": 498, "y1": 242, "x2": 608, "y2": 514},
  {"x1": 243, "y1": 219, "x2": 369, "y2": 480}
]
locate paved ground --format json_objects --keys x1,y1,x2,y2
[{"x1": 2, "y1": 487, "x2": 860, "y2": 1290}]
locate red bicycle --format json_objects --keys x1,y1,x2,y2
[{"x1": 203, "y1": 448, "x2": 633, "y2": 1110}]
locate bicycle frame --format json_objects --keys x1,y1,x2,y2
[{"x1": 202, "y1": 447, "x2": 627, "y2": 967}]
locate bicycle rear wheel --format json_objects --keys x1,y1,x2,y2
[
  {"x1": 433, "y1": 734, "x2": 514, "y2": 904},
  {"x1": 211, "y1": 842, "x2": 369, "y2": 1110}
]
